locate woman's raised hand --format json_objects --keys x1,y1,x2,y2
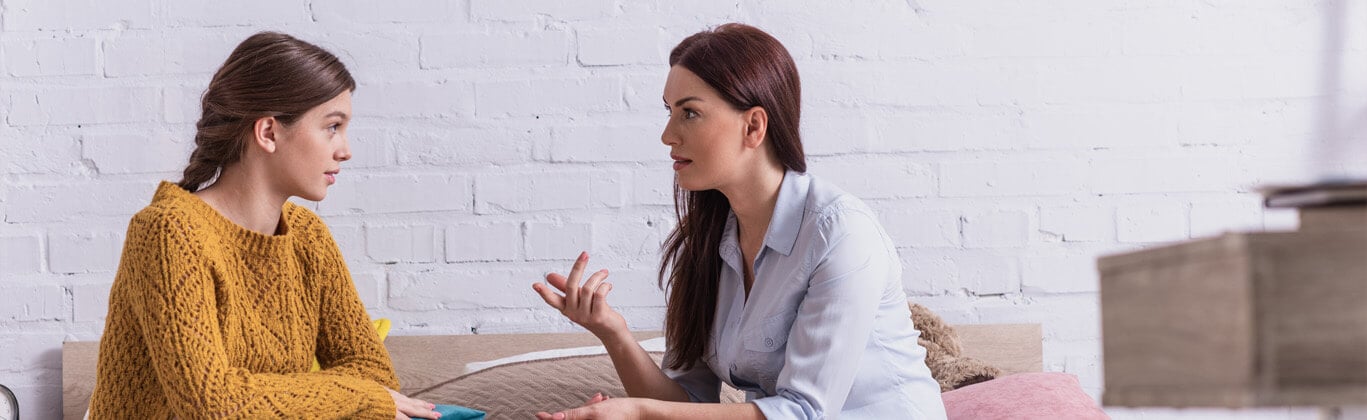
[{"x1": 532, "y1": 252, "x2": 628, "y2": 340}]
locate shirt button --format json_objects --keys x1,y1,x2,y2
[{"x1": 765, "y1": 337, "x2": 774, "y2": 348}]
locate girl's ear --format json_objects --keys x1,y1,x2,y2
[
  {"x1": 252, "y1": 116, "x2": 279, "y2": 154},
  {"x1": 741, "y1": 106, "x2": 768, "y2": 149}
]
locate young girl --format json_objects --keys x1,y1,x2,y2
[
  {"x1": 532, "y1": 23, "x2": 948, "y2": 419},
  {"x1": 89, "y1": 32, "x2": 440, "y2": 420}
]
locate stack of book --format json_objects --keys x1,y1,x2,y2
[
  {"x1": 1259, "y1": 180, "x2": 1367, "y2": 231},
  {"x1": 1261, "y1": 180, "x2": 1367, "y2": 208}
]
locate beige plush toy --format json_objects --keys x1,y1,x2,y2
[{"x1": 909, "y1": 303, "x2": 1004, "y2": 392}]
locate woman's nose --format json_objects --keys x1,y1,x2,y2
[{"x1": 661, "y1": 123, "x2": 679, "y2": 146}]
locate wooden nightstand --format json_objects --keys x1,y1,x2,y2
[{"x1": 1100, "y1": 202, "x2": 1367, "y2": 408}]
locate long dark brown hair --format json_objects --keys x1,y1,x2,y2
[
  {"x1": 178, "y1": 31, "x2": 355, "y2": 192},
  {"x1": 659, "y1": 23, "x2": 807, "y2": 370}
]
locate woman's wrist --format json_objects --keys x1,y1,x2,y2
[
  {"x1": 596, "y1": 326, "x2": 636, "y2": 349},
  {"x1": 630, "y1": 397, "x2": 659, "y2": 419}
]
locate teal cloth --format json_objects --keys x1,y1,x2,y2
[{"x1": 432, "y1": 404, "x2": 485, "y2": 420}]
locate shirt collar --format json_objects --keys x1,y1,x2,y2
[
  {"x1": 764, "y1": 169, "x2": 808, "y2": 256},
  {"x1": 718, "y1": 169, "x2": 810, "y2": 267},
  {"x1": 720, "y1": 212, "x2": 742, "y2": 273}
]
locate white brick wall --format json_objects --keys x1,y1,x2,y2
[
  {"x1": 524, "y1": 220, "x2": 593, "y2": 261},
  {"x1": 0, "y1": 236, "x2": 43, "y2": 275},
  {"x1": 2, "y1": 1, "x2": 1364, "y2": 418},
  {"x1": 9, "y1": 87, "x2": 160, "y2": 126},
  {"x1": 445, "y1": 222, "x2": 522, "y2": 263},
  {"x1": 47, "y1": 230, "x2": 123, "y2": 274},
  {"x1": 422, "y1": 30, "x2": 571, "y2": 68},
  {"x1": 3, "y1": 36, "x2": 99, "y2": 77},
  {"x1": 365, "y1": 224, "x2": 438, "y2": 264}
]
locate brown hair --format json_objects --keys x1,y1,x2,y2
[
  {"x1": 178, "y1": 31, "x2": 356, "y2": 192},
  {"x1": 659, "y1": 23, "x2": 806, "y2": 371}
]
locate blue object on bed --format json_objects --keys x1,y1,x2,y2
[{"x1": 433, "y1": 404, "x2": 485, "y2": 420}]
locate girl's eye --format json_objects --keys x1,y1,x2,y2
[{"x1": 328, "y1": 124, "x2": 340, "y2": 134}]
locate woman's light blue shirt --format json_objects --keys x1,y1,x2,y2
[{"x1": 663, "y1": 170, "x2": 947, "y2": 419}]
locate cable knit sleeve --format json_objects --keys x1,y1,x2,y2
[
  {"x1": 125, "y1": 210, "x2": 397, "y2": 419},
  {"x1": 297, "y1": 211, "x2": 403, "y2": 390}
]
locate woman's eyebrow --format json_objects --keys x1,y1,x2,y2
[{"x1": 662, "y1": 96, "x2": 702, "y2": 107}]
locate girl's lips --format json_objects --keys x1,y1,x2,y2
[{"x1": 325, "y1": 173, "x2": 336, "y2": 185}]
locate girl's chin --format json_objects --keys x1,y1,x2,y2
[{"x1": 298, "y1": 189, "x2": 328, "y2": 202}]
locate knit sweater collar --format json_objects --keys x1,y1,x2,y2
[{"x1": 153, "y1": 181, "x2": 296, "y2": 255}]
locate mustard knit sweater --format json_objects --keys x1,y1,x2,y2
[{"x1": 90, "y1": 182, "x2": 399, "y2": 419}]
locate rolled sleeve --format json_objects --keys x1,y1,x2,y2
[{"x1": 755, "y1": 210, "x2": 893, "y2": 419}]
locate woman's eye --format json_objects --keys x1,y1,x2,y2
[{"x1": 684, "y1": 110, "x2": 698, "y2": 119}]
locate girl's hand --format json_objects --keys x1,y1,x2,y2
[
  {"x1": 531, "y1": 251, "x2": 629, "y2": 341},
  {"x1": 387, "y1": 388, "x2": 440, "y2": 420},
  {"x1": 536, "y1": 394, "x2": 642, "y2": 420}
]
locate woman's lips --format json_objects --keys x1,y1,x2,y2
[{"x1": 673, "y1": 160, "x2": 692, "y2": 171}]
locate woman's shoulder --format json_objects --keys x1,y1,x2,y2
[{"x1": 799, "y1": 173, "x2": 880, "y2": 230}]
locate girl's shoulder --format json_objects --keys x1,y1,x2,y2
[
  {"x1": 281, "y1": 201, "x2": 328, "y2": 235},
  {"x1": 281, "y1": 202, "x2": 344, "y2": 248},
  {"x1": 127, "y1": 190, "x2": 211, "y2": 240}
]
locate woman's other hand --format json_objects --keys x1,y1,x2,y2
[
  {"x1": 532, "y1": 251, "x2": 629, "y2": 341},
  {"x1": 536, "y1": 393, "x2": 642, "y2": 420}
]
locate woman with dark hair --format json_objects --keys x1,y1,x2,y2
[
  {"x1": 89, "y1": 32, "x2": 441, "y2": 420},
  {"x1": 533, "y1": 23, "x2": 947, "y2": 419}
]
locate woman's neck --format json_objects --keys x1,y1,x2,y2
[
  {"x1": 719, "y1": 163, "x2": 786, "y2": 245},
  {"x1": 193, "y1": 164, "x2": 287, "y2": 236}
]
